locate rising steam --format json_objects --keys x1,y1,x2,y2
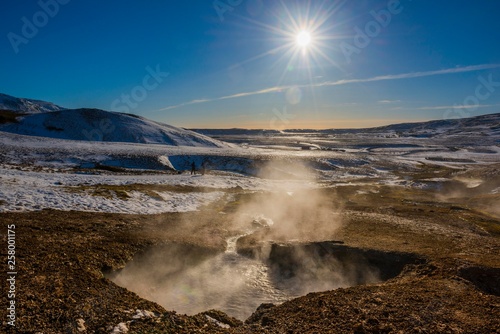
[{"x1": 107, "y1": 159, "x2": 381, "y2": 321}]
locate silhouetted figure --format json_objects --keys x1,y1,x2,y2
[
  {"x1": 191, "y1": 161, "x2": 196, "y2": 175},
  {"x1": 201, "y1": 161, "x2": 206, "y2": 175}
]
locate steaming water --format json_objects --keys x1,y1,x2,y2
[
  {"x1": 110, "y1": 231, "x2": 367, "y2": 320},
  {"x1": 163, "y1": 234, "x2": 292, "y2": 320},
  {"x1": 110, "y1": 233, "x2": 298, "y2": 320},
  {"x1": 195, "y1": 234, "x2": 292, "y2": 319}
]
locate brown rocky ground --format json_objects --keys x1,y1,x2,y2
[{"x1": 1, "y1": 185, "x2": 499, "y2": 333}]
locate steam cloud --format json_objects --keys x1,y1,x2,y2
[{"x1": 108, "y1": 160, "x2": 381, "y2": 320}]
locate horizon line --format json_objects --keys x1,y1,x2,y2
[{"x1": 184, "y1": 111, "x2": 499, "y2": 131}]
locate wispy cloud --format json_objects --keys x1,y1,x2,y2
[
  {"x1": 415, "y1": 104, "x2": 500, "y2": 110},
  {"x1": 155, "y1": 64, "x2": 500, "y2": 112},
  {"x1": 378, "y1": 100, "x2": 401, "y2": 104}
]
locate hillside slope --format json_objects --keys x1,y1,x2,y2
[
  {"x1": 0, "y1": 108, "x2": 230, "y2": 147},
  {"x1": 368, "y1": 112, "x2": 500, "y2": 137},
  {"x1": 0, "y1": 93, "x2": 65, "y2": 114}
]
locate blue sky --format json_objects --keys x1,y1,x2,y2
[{"x1": 1, "y1": 0, "x2": 499, "y2": 129}]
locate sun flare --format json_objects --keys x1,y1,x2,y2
[
  {"x1": 232, "y1": 1, "x2": 343, "y2": 93},
  {"x1": 296, "y1": 30, "x2": 312, "y2": 48}
]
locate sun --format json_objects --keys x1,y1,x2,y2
[
  {"x1": 296, "y1": 30, "x2": 312, "y2": 48},
  {"x1": 228, "y1": 0, "x2": 343, "y2": 90}
]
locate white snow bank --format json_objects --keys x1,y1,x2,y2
[
  {"x1": 0, "y1": 183, "x2": 224, "y2": 214},
  {"x1": 0, "y1": 167, "x2": 315, "y2": 214}
]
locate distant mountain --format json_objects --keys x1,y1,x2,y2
[
  {"x1": 361, "y1": 113, "x2": 500, "y2": 137},
  {"x1": 0, "y1": 93, "x2": 65, "y2": 114},
  {"x1": 192, "y1": 113, "x2": 500, "y2": 145},
  {"x1": 322, "y1": 113, "x2": 500, "y2": 137},
  {"x1": 0, "y1": 94, "x2": 230, "y2": 148},
  {"x1": 272, "y1": 113, "x2": 500, "y2": 138}
]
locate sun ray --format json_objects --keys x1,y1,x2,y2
[
  {"x1": 231, "y1": 13, "x2": 293, "y2": 38},
  {"x1": 279, "y1": 0, "x2": 302, "y2": 33},
  {"x1": 272, "y1": 46, "x2": 302, "y2": 87},
  {"x1": 213, "y1": 0, "x2": 348, "y2": 103},
  {"x1": 231, "y1": 43, "x2": 294, "y2": 68},
  {"x1": 304, "y1": 0, "x2": 312, "y2": 28},
  {"x1": 310, "y1": 0, "x2": 346, "y2": 32}
]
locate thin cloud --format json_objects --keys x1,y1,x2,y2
[
  {"x1": 155, "y1": 64, "x2": 500, "y2": 112},
  {"x1": 416, "y1": 104, "x2": 500, "y2": 110},
  {"x1": 219, "y1": 86, "x2": 287, "y2": 100},
  {"x1": 378, "y1": 100, "x2": 401, "y2": 104},
  {"x1": 160, "y1": 99, "x2": 211, "y2": 111}
]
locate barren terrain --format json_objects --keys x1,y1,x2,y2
[{"x1": 2, "y1": 178, "x2": 499, "y2": 333}]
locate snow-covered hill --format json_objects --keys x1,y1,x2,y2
[
  {"x1": 286, "y1": 113, "x2": 500, "y2": 138},
  {"x1": 364, "y1": 113, "x2": 500, "y2": 137},
  {"x1": 0, "y1": 93, "x2": 65, "y2": 113},
  {"x1": 0, "y1": 108, "x2": 229, "y2": 147}
]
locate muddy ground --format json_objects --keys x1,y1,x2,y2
[{"x1": 1, "y1": 183, "x2": 500, "y2": 333}]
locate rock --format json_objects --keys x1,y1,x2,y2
[
  {"x1": 76, "y1": 318, "x2": 86, "y2": 332},
  {"x1": 132, "y1": 309, "x2": 157, "y2": 319},
  {"x1": 201, "y1": 309, "x2": 242, "y2": 328},
  {"x1": 110, "y1": 322, "x2": 129, "y2": 333},
  {"x1": 261, "y1": 315, "x2": 273, "y2": 327},
  {"x1": 245, "y1": 303, "x2": 276, "y2": 325},
  {"x1": 205, "y1": 315, "x2": 230, "y2": 329}
]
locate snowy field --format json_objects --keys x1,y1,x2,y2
[{"x1": 1, "y1": 120, "x2": 499, "y2": 215}]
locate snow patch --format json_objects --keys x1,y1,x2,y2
[
  {"x1": 455, "y1": 178, "x2": 483, "y2": 188},
  {"x1": 110, "y1": 322, "x2": 128, "y2": 334},
  {"x1": 132, "y1": 309, "x2": 157, "y2": 319},
  {"x1": 205, "y1": 315, "x2": 230, "y2": 329},
  {"x1": 0, "y1": 167, "x2": 315, "y2": 214}
]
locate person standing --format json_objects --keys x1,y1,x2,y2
[
  {"x1": 201, "y1": 160, "x2": 206, "y2": 175},
  {"x1": 191, "y1": 161, "x2": 196, "y2": 175}
]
